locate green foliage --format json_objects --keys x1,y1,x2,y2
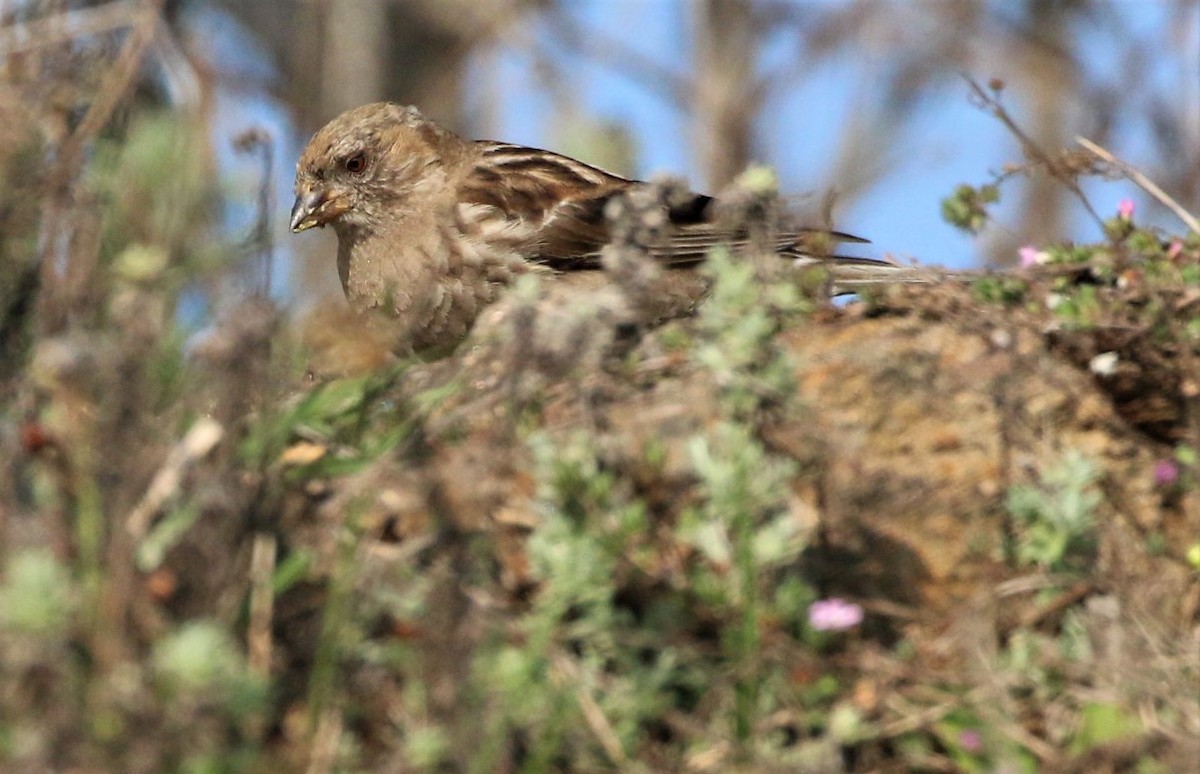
[
  {"x1": 0, "y1": 99, "x2": 283, "y2": 772},
  {"x1": 136, "y1": 500, "x2": 203, "y2": 571},
  {"x1": 686, "y1": 421, "x2": 801, "y2": 741},
  {"x1": 1180, "y1": 263, "x2": 1200, "y2": 286},
  {"x1": 687, "y1": 236, "x2": 818, "y2": 743},
  {"x1": 306, "y1": 507, "x2": 369, "y2": 733},
  {"x1": 687, "y1": 424, "x2": 797, "y2": 551},
  {"x1": 0, "y1": 551, "x2": 75, "y2": 637},
  {"x1": 154, "y1": 620, "x2": 264, "y2": 713},
  {"x1": 88, "y1": 111, "x2": 221, "y2": 269},
  {"x1": 449, "y1": 431, "x2": 671, "y2": 769},
  {"x1": 941, "y1": 183, "x2": 1000, "y2": 233},
  {"x1": 240, "y1": 365, "x2": 410, "y2": 478},
  {"x1": 1069, "y1": 702, "x2": 1143, "y2": 756},
  {"x1": 493, "y1": 385, "x2": 822, "y2": 769},
  {"x1": 1048, "y1": 283, "x2": 1103, "y2": 328},
  {"x1": 463, "y1": 230, "x2": 830, "y2": 768},
  {"x1": 1006, "y1": 450, "x2": 1100, "y2": 571},
  {"x1": 0, "y1": 116, "x2": 45, "y2": 356},
  {"x1": 695, "y1": 245, "x2": 805, "y2": 416},
  {"x1": 972, "y1": 275, "x2": 1029, "y2": 304},
  {"x1": 930, "y1": 710, "x2": 991, "y2": 773},
  {"x1": 1045, "y1": 243, "x2": 1101, "y2": 266}
]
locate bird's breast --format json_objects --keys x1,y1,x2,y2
[{"x1": 337, "y1": 220, "x2": 531, "y2": 354}]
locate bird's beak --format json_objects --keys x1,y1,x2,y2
[
  {"x1": 292, "y1": 184, "x2": 352, "y2": 232},
  {"x1": 290, "y1": 188, "x2": 328, "y2": 232}
]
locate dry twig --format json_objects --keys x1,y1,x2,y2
[
  {"x1": 0, "y1": 0, "x2": 142, "y2": 56},
  {"x1": 965, "y1": 76, "x2": 1105, "y2": 228},
  {"x1": 550, "y1": 650, "x2": 628, "y2": 767},
  {"x1": 248, "y1": 532, "x2": 277, "y2": 679},
  {"x1": 1076, "y1": 136, "x2": 1200, "y2": 234},
  {"x1": 125, "y1": 417, "x2": 224, "y2": 538},
  {"x1": 47, "y1": 0, "x2": 164, "y2": 191}
]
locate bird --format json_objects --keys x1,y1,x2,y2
[{"x1": 290, "y1": 102, "x2": 927, "y2": 356}]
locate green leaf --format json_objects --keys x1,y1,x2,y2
[{"x1": 1070, "y1": 702, "x2": 1142, "y2": 755}]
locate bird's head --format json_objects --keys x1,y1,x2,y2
[{"x1": 290, "y1": 102, "x2": 459, "y2": 234}]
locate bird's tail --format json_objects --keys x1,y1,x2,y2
[{"x1": 792, "y1": 254, "x2": 969, "y2": 295}]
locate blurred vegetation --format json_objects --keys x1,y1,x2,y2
[{"x1": 1, "y1": 1, "x2": 1198, "y2": 773}]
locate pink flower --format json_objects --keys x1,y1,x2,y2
[
  {"x1": 1167, "y1": 240, "x2": 1183, "y2": 260},
  {"x1": 1117, "y1": 198, "x2": 1135, "y2": 221},
  {"x1": 808, "y1": 598, "x2": 864, "y2": 631},
  {"x1": 1019, "y1": 246, "x2": 1046, "y2": 268},
  {"x1": 1154, "y1": 460, "x2": 1179, "y2": 486},
  {"x1": 959, "y1": 729, "x2": 984, "y2": 753}
]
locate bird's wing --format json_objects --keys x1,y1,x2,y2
[
  {"x1": 531, "y1": 190, "x2": 874, "y2": 271},
  {"x1": 458, "y1": 142, "x2": 625, "y2": 269},
  {"x1": 460, "y1": 141, "x2": 876, "y2": 272}
]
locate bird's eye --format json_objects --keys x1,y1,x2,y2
[{"x1": 344, "y1": 152, "x2": 366, "y2": 174}]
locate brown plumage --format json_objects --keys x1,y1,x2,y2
[{"x1": 291, "y1": 102, "x2": 915, "y2": 355}]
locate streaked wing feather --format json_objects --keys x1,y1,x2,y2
[
  {"x1": 460, "y1": 141, "x2": 630, "y2": 268},
  {"x1": 535, "y1": 196, "x2": 614, "y2": 268},
  {"x1": 459, "y1": 141, "x2": 876, "y2": 272}
]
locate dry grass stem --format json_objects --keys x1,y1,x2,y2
[
  {"x1": 1076, "y1": 135, "x2": 1200, "y2": 234},
  {"x1": 125, "y1": 418, "x2": 224, "y2": 538}
]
